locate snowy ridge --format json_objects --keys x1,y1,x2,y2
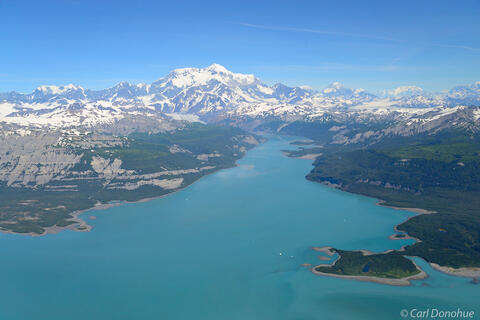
[{"x1": 0, "y1": 64, "x2": 479, "y2": 129}]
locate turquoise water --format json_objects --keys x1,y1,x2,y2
[{"x1": 0, "y1": 136, "x2": 478, "y2": 320}]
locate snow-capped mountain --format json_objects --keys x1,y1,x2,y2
[
  {"x1": 377, "y1": 83, "x2": 480, "y2": 108},
  {"x1": 322, "y1": 82, "x2": 375, "y2": 101},
  {"x1": 0, "y1": 64, "x2": 479, "y2": 129},
  {"x1": 381, "y1": 86, "x2": 425, "y2": 98},
  {"x1": 447, "y1": 81, "x2": 480, "y2": 105}
]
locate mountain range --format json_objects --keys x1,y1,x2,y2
[{"x1": 1, "y1": 64, "x2": 479, "y2": 130}]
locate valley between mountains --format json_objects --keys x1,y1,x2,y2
[{"x1": 1, "y1": 64, "x2": 480, "y2": 281}]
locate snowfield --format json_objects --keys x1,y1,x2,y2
[{"x1": 0, "y1": 64, "x2": 479, "y2": 129}]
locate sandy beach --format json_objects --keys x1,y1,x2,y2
[
  {"x1": 282, "y1": 150, "x2": 322, "y2": 160},
  {"x1": 311, "y1": 264, "x2": 428, "y2": 286},
  {"x1": 376, "y1": 200, "x2": 436, "y2": 215},
  {"x1": 312, "y1": 246, "x2": 335, "y2": 256},
  {"x1": 296, "y1": 153, "x2": 323, "y2": 160},
  {"x1": 388, "y1": 233, "x2": 417, "y2": 240},
  {"x1": 430, "y1": 263, "x2": 480, "y2": 278},
  {"x1": 318, "y1": 256, "x2": 331, "y2": 261},
  {"x1": 385, "y1": 202, "x2": 431, "y2": 245}
]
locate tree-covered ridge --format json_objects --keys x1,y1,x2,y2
[{"x1": 306, "y1": 131, "x2": 480, "y2": 270}]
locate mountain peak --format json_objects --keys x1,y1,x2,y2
[
  {"x1": 329, "y1": 82, "x2": 344, "y2": 89},
  {"x1": 160, "y1": 63, "x2": 257, "y2": 89},
  {"x1": 205, "y1": 63, "x2": 230, "y2": 73},
  {"x1": 114, "y1": 81, "x2": 132, "y2": 88},
  {"x1": 35, "y1": 84, "x2": 83, "y2": 94},
  {"x1": 323, "y1": 82, "x2": 346, "y2": 94},
  {"x1": 385, "y1": 86, "x2": 424, "y2": 98},
  {"x1": 299, "y1": 85, "x2": 314, "y2": 91}
]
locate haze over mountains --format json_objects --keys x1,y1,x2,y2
[{"x1": 1, "y1": 64, "x2": 479, "y2": 130}]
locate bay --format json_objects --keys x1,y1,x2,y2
[{"x1": 0, "y1": 136, "x2": 477, "y2": 320}]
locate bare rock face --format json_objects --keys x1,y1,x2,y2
[
  {"x1": 0, "y1": 133, "x2": 83, "y2": 187},
  {"x1": 0, "y1": 115, "x2": 187, "y2": 191},
  {"x1": 242, "y1": 136, "x2": 260, "y2": 145},
  {"x1": 169, "y1": 144, "x2": 192, "y2": 154},
  {"x1": 0, "y1": 133, "x2": 192, "y2": 192},
  {"x1": 112, "y1": 178, "x2": 184, "y2": 191},
  {"x1": 196, "y1": 153, "x2": 221, "y2": 161},
  {"x1": 91, "y1": 157, "x2": 125, "y2": 179}
]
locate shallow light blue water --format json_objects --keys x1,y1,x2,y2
[{"x1": 0, "y1": 136, "x2": 478, "y2": 320}]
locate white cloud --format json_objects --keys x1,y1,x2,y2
[{"x1": 236, "y1": 22, "x2": 398, "y2": 42}]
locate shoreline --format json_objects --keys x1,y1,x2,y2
[
  {"x1": 430, "y1": 263, "x2": 480, "y2": 278},
  {"x1": 310, "y1": 246, "x2": 428, "y2": 286},
  {"x1": 281, "y1": 150, "x2": 322, "y2": 160},
  {"x1": 290, "y1": 139, "x2": 480, "y2": 282},
  {"x1": 1, "y1": 185, "x2": 186, "y2": 237},
  {"x1": 1, "y1": 150, "x2": 257, "y2": 237},
  {"x1": 312, "y1": 246, "x2": 335, "y2": 256},
  {"x1": 376, "y1": 200, "x2": 436, "y2": 215},
  {"x1": 286, "y1": 147, "x2": 461, "y2": 284},
  {"x1": 296, "y1": 153, "x2": 323, "y2": 160},
  {"x1": 312, "y1": 259, "x2": 428, "y2": 286},
  {"x1": 0, "y1": 208, "x2": 94, "y2": 237},
  {"x1": 311, "y1": 181, "x2": 480, "y2": 282}
]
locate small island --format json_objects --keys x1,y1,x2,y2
[{"x1": 312, "y1": 247, "x2": 427, "y2": 286}]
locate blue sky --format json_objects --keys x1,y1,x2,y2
[{"x1": 1, "y1": 0, "x2": 479, "y2": 93}]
